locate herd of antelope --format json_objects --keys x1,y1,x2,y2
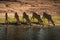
[{"x1": 5, "y1": 11, "x2": 55, "y2": 26}]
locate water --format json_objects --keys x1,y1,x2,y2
[{"x1": 0, "y1": 25, "x2": 60, "y2": 40}]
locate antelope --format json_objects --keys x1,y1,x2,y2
[
  {"x1": 31, "y1": 12, "x2": 44, "y2": 26},
  {"x1": 42, "y1": 12, "x2": 55, "y2": 26},
  {"x1": 23, "y1": 12, "x2": 31, "y2": 25},
  {"x1": 5, "y1": 13, "x2": 9, "y2": 24},
  {"x1": 14, "y1": 12, "x2": 21, "y2": 24}
]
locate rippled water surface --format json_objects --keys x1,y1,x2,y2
[{"x1": 0, "y1": 25, "x2": 60, "y2": 40}]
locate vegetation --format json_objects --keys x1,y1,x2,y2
[{"x1": 0, "y1": 17, "x2": 60, "y2": 24}]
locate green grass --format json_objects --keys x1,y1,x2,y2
[
  {"x1": 0, "y1": 17, "x2": 60, "y2": 24},
  {"x1": 0, "y1": 18, "x2": 5, "y2": 23},
  {"x1": 53, "y1": 18, "x2": 60, "y2": 22}
]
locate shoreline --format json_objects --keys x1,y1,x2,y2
[{"x1": 0, "y1": 23, "x2": 60, "y2": 29}]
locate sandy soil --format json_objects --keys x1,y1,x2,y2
[{"x1": 0, "y1": 1, "x2": 60, "y2": 18}]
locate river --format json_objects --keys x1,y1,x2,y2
[{"x1": 0, "y1": 25, "x2": 60, "y2": 40}]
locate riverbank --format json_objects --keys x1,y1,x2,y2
[
  {"x1": 0, "y1": 17, "x2": 60, "y2": 25},
  {"x1": 0, "y1": 23, "x2": 60, "y2": 29}
]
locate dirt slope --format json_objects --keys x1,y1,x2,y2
[{"x1": 0, "y1": 0, "x2": 60, "y2": 18}]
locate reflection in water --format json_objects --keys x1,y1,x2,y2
[
  {"x1": 0, "y1": 25, "x2": 60, "y2": 40},
  {"x1": 37, "y1": 28, "x2": 47, "y2": 40},
  {"x1": 37, "y1": 28, "x2": 54, "y2": 40}
]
